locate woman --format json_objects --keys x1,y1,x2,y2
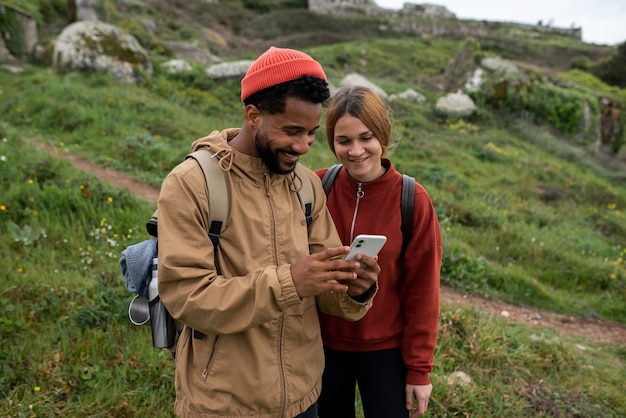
[{"x1": 315, "y1": 86, "x2": 442, "y2": 418}]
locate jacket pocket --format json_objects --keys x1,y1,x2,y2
[
  {"x1": 189, "y1": 333, "x2": 219, "y2": 382},
  {"x1": 285, "y1": 296, "x2": 316, "y2": 317}
]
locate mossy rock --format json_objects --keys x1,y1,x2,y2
[{"x1": 52, "y1": 21, "x2": 152, "y2": 83}]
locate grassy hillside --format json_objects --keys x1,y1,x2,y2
[{"x1": 1, "y1": 1, "x2": 625, "y2": 416}]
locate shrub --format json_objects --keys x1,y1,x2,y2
[{"x1": 592, "y1": 42, "x2": 626, "y2": 88}]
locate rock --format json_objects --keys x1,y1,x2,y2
[
  {"x1": 52, "y1": 21, "x2": 152, "y2": 83},
  {"x1": 0, "y1": 36, "x2": 15, "y2": 63},
  {"x1": 481, "y1": 57, "x2": 521, "y2": 78},
  {"x1": 1, "y1": 64, "x2": 23, "y2": 74},
  {"x1": 206, "y1": 60, "x2": 254, "y2": 79},
  {"x1": 339, "y1": 73, "x2": 388, "y2": 98},
  {"x1": 162, "y1": 40, "x2": 222, "y2": 65},
  {"x1": 389, "y1": 88, "x2": 426, "y2": 104},
  {"x1": 75, "y1": 0, "x2": 99, "y2": 21},
  {"x1": 161, "y1": 59, "x2": 192, "y2": 74},
  {"x1": 444, "y1": 38, "x2": 478, "y2": 92},
  {"x1": 465, "y1": 67, "x2": 484, "y2": 92},
  {"x1": 435, "y1": 91, "x2": 476, "y2": 118},
  {"x1": 447, "y1": 371, "x2": 473, "y2": 387}
]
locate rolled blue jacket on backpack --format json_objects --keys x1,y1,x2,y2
[{"x1": 120, "y1": 237, "x2": 157, "y2": 299}]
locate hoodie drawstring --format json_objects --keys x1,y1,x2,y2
[
  {"x1": 211, "y1": 149, "x2": 234, "y2": 172},
  {"x1": 290, "y1": 169, "x2": 304, "y2": 193}
]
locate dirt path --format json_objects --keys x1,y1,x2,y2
[
  {"x1": 41, "y1": 140, "x2": 626, "y2": 345},
  {"x1": 440, "y1": 287, "x2": 626, "y2": 344}
]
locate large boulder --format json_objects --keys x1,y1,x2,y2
[{"x1": 52, "y1": 21, "x2": 152, "y2": 83}]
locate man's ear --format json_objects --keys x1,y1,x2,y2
[{"x1": 245, "y1": 105, "x2": 261, "y2": 128}]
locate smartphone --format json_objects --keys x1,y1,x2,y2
[{"x1": 345, "y1": 234, "x2": 387, "y2": 266}]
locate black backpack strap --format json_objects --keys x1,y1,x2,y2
[
  {"x1": 323, "y1": 164, "x2": 414, "y2": 247},
  {"x1": 401, "y1": 174, "x2": 415, "y2": 248},
  {"x1": 322, "y1": 164, "x2": 342, "y2": 197}
]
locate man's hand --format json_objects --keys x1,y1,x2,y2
[
  {"x1": 290, "y1": 246, "x2": 360, "y2": 298},
  {"x1": 406, "y1": 383, "x2": 432, "y2": 417},
  {"x1": 343, "y1": 254, "x2": 380, "y2": 297}
]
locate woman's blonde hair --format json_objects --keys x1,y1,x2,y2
[{"x1": 325, "y1": 85, "x2": 392, "y2": 155}]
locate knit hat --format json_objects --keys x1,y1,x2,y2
[{"x1": 241, "y1": 46, "x2": 327, "y2": 102}]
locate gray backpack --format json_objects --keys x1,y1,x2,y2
[{"x1": 122, "y1": 149, "x2": 314, "y2": 353}]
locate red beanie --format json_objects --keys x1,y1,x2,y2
[{"x1": 241, "y1": 46, "x2": 327, "y2": 102}]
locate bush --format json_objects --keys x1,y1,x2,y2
[
  {"x1": 570, "y1": 55, "x2": 592, "y2": 71},
  {"x1": 592, "y1": 42, "x2": 626, "y2": 88},
  {"x1": 478, "y1": 78, "x2": 601, "y2": 142}
]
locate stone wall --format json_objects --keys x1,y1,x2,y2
[
  {"x1": 309, "y1": 0, "x2": 378, "y2": 14},
  {"x1": 0, "y1": 3, "x2": 38, "y2": 59},
  {"x1": 309, "y1": 0, "x2": 581, "y2": 40}
]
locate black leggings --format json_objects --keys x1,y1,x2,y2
[
  {"x1": 295, "y1": 402, "x2": 318, "y2": 418},
  {"x1": 318, "y1": 347, "x2": 408, "y2": 418}
]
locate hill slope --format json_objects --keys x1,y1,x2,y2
[
  {"x1": 29, "y1": 137, "x2": 626, "y2": 345},
  {"x1": 1, "y1": 2, "x2": 626, "y2": 417}
]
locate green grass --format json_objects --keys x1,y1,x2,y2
[
  {"x1": 0, "y1": 56, "x2": 626, "y2": 417},
  {"x1": 1, "y1": 32, "x2": 625, "y2": 417}
]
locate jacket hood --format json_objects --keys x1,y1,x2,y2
[
  {"x1": 191, "y1": 129, "x2": 237, "y2": 154},
  {"x1": 190, "y1": 129, "x2": 260, "y2": 177},
  {"x1": 190, "y1": 129, "x2": 236, "y2": 169}
]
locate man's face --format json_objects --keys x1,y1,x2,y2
[{"x1": 254, "y1": 97, "x2": 322, "y2": 174}]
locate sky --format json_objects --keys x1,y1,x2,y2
[{"x1": 374, "y1": 0, "x2": 626, "y2": 45}]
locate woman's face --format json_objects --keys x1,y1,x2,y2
[{"x1": 333, "y1": 114, "x2": 384, "y2": 183}]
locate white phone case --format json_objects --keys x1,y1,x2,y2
[{"x1": 345, "y1": 234, "x2": 387, "y2": 262}]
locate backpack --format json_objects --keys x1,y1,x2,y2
[
  {"x1": 321, "y1": 164, "x2": 415, "y2": 248},
  {"x1": 121, "y1": 149, "x2": 314, "y2": 353}
]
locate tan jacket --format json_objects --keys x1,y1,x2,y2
[{"x1": 157, "y1": 129, "x2": 373, "y2": 417}]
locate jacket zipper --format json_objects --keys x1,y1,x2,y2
[
  {"x1": 349, "y1": 182, "x2": 364, "y2": 243},
  {"x1": 264, "y1": 172, "x2": 288, "y2": 417}
]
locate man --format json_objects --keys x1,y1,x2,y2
[{"x1": 157, "y1": 46, "x2": 380, "y2": 418}]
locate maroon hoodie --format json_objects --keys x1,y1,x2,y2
[{"x1": 316, "y1": 159, "x2": 442, "y2": 385}]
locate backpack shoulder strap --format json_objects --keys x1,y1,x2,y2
[
  {"x1": 294, "y1": 163, "x2": 314, "y2": 226},
  {"x1": 146, "y1": 210, "x2": 159, "y2": 237},
  {"x1": 401, "y1": 174, "x2": 415, "y2": 247},
  {"x1": 186, "y1": 149, "x2": 228, "y2": 248},
  {"x1": 321, "y1": 164, "x2": 342, "y2": 197},
  {"x1": 322, "y1": 163, "x2": 414, "y2": 247}
]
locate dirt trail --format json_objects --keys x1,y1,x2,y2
[{"x1": 41, "y1": 141, "x2": 626, "y2": 345}]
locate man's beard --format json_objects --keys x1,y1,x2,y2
[{"x1": 254, "y1": 130, "x2": 297, "y2": 175}]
